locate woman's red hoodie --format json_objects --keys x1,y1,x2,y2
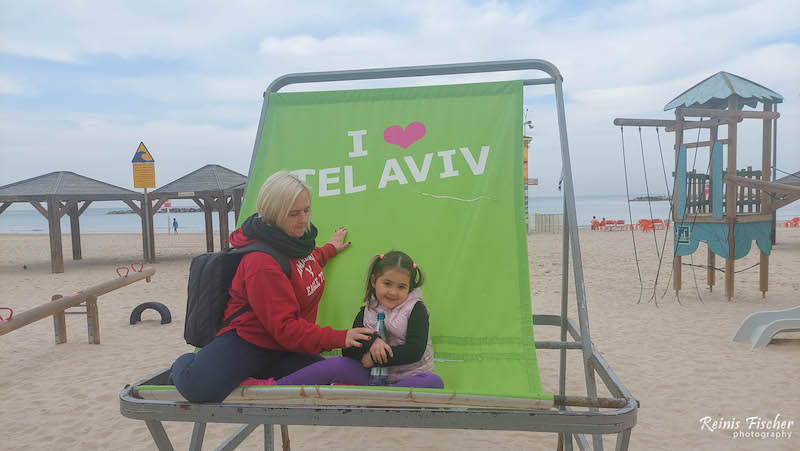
[{"x1": 217, "y1": 228, "x2": 348, "y2": 354}]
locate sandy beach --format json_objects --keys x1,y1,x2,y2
[{"x1": 1, "y1": 228, "x2": 798, "y2": 450}]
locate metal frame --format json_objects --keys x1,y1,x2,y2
[{"x1": 120, "y1": 59, "x2": 637, "y2": 450}]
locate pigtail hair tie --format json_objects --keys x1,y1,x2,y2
[
  {"x1": 379, "y1": 254, "x2": 384, "y2": 259},
  {"x1": 412, "y1": 263, "x2": 417, "y2": 268}
]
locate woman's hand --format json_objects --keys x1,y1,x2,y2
[
  {"x1": 344, "y1": 327, "x2": 375, "y2": 348},
  {"x1": 369, "y1": 338, "x2": 394, "y2": 365},
  {"x1": 328, "y1": 227, "x2": 351, "y2": 253},
  {"x1": 361, "y1": 352, "x2": 374, "y2": 369}
]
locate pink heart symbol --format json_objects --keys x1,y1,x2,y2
[{"x1": 383, "y1": 122, "x2": 426, "y2": 149}]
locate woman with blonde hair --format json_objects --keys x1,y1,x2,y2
[{"x1": 171, "y1": 171, "x2": 374, "y2": 402}]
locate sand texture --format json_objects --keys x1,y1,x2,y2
[{"x1": 1, "y1": 228, "x2": 798, "y2": 450}]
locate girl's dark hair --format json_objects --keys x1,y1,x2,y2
[{"x1": 363, "y1": 250, "x2": 425, "y2": 304}]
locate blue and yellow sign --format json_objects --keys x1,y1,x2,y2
[{"x1": 132, "y1": 142, "x2": 155, "y2": 188}]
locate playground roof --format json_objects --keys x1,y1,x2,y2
[
  {"x1": 665, "y1": 71, "x2": 783, "y2": 111},
  {"x1": 0, "y1": 171, "x2": 141, "y2": 202},
  {"x1": 776, "y1": 171, "x2": 800, "y2": 188},
  {"x1": 150, "y1": 164, "x2": 247, "y2": 198}
]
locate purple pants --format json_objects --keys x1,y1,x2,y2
[{"x1": 277, "y1": 356, "x2": 444, "y2": 389}]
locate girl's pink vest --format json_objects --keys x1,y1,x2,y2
[{"x1": 363, "y1": 288, "x2": 435, "y2": 383}]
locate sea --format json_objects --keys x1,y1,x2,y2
[{"x1": 1, "y1": 195, "x2": 799, "y2": 234}]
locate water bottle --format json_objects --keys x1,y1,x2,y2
[{"x1": 368, "y1": 313, "x2": 390, "y2": 386}]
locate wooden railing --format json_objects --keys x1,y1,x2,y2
[
  {"x1": 677, "y1": 167, "x2": 764, "y2": 216},
  {"x1": 723, "y1": 167, "x2": 763, "y2": 213}
]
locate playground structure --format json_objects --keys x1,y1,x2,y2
[
  {"x1": 0, "y1": 266, "x2": 155, "y2": 344},
  {"x1": 615, "y1": 71, "x2": 799, "y2": 301}
]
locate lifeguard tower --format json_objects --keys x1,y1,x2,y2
[{"x1": 615, "y1": 72, "x2": 798, "y2": 301}]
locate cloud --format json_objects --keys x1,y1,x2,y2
[
  {"x1": 0, "y1": 75, "x2": 36, "y2": 95},
  {"x1": 0, "y1": 110, "x2": 255, "y2": 191}
]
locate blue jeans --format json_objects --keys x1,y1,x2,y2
[{"x1": 171, "y1": 330, "x2": 323, "y2": 402}]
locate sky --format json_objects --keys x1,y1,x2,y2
[{"x1": 1, "y1": 0, "x2": 798, "y2": 203}]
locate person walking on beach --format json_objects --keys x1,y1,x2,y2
[
  {"x1": 172, "y1": 218, "x2": 178, "y2": 235},
  {"x1": 170, "y1": 170, "x2": 374, "y2": 403}
]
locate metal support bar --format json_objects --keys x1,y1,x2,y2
[
  {"x1": 217, "y1": 424, "x2": 259, "y2": 451},
  {"x1": 535, "y1": 340, "x2": 582, "y2": 349},
  {"x1": 265, "y1": 424, "x2": 275, "y2": 451},
  {"x1": 554, "y1": 76, "x2": 603, "y2": 451},
  {"x1": 523, "y1": 77, "x2": 557, "y2": 85},
  {"x1": 189, "y1": 422, "x2": 206, "y2": 451},
  {"x1": 615, "y1": 429, "x2": 632, "y2": 451},
  {"x1": 145, "y1": 420, "x2": 174, "y2": 451},
  {"x1": 559, "y1": 195, "x2": 572, "y2": 449}
]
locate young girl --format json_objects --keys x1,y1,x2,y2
[{"x1": 254, "y1": 251, "x2": 443, "y2": 389}]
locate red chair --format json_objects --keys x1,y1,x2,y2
[
  {"x1": 604, "y1": 220, "x2": 617, "y2": 231},
  {"x1": 652, "y1": 219, "x2": 665, "y2": 230}
]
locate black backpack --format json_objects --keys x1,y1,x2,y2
[{"x1": 184, "y1": 241, "x2": 291, "y2": 347}]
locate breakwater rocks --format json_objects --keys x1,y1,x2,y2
[
  {"x1": 631, "y1": 195, "x2": 670, "y2": 202},
  {"x1": 107, "y1": 207, "x2": 202, "y2": 215}
]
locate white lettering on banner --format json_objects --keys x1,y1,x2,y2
[
  {"x1": 460, "y1": 146, "x2": 490, "y2": 175},
  {"x1": 348, "y1": 130, "x2": 368, "y2": 158},
  {"x1": 296, "y1": 146, "x2": 494, "y2": 192},
  {"x1": 319, "y1": 167, "x2": 341, "y2": 197},
  {"x1": 378, "y1": 159, "x2": 409, "y2": 189},
  {"x1": 283, "y1": 122, "x2": 496, "y2": 196},
  {"x1": 291, "y1": 169, "x2": 315, "y2": 184},
  {"x1": 437, "y1": 150, "x2": 459, "y2": 178},
  {"x1": 403, "y1": 153, "x2": 433, "y2": 182},
  {"x1": 344, "y1": 165, "x2": 366, "y2": 193}
]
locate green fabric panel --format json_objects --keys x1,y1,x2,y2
[
  {"x1": 674, "y1": 221, "x2": 772, "y2": 259},
  {"x1": 676, "y1": 145, "x2": 687, "y2": 219},
  {"x1": 239, "y1": 81, "x2": 544, "y2": 398},
  {"x1": 711, "y1": 141, "x2": 723, "y2": 219}
]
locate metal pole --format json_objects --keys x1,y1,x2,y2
[
  {"x1": 143, "y1": 188, "x2": 152, "y2": 263},
  {"x1": 559, "y1": 194, "x2": 572, "y2": 451},
  {"x1": 553, "y1": 78, "x2": 602, "y2": 451},
  {"x1": 772, "y1": 104, "x2": 778, "y2": 245}
]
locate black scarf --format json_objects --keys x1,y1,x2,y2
[{"x1": 241, "y1": 213, "x2": 317, "y2": 258}]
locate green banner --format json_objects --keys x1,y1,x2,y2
[{"x1": 240, "y1": 81, "x2": 544, "y2": 398}]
